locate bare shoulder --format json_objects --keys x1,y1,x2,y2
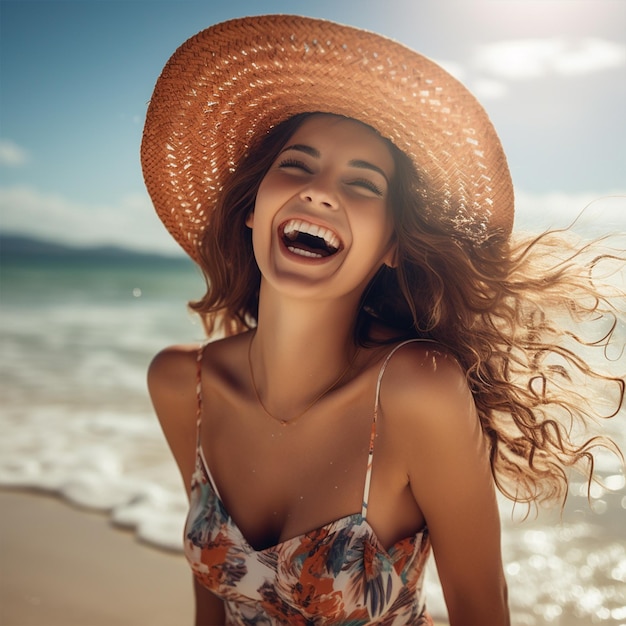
[
  {"x1": 148, "y1": 343, "x2": 201, "y2": 391},
  {"x1": 147, "y1": 343, "x2": 205, "y2": 496},
  {"x1": 377, "y1": 339, "x2": 482, "y2": 473},
  {"x1": 147, "y1": 343, "x2": 203, "y2": 434},
  {"x1": 148, "y1": 333, "x2": 248, "y2": 402},
  {"x1": 147, "y1": 337, "x2": 247, "y2": 491},
  {"x1": 379, "y1": 339, "x2": 490, "y2": 502},
  {"x1": 379, "y1": 340, "x2": 472, "y2": 423}
]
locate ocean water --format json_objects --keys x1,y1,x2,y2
[{"x1": 1, "y1": 255, "x2": 624, "y2": 625}]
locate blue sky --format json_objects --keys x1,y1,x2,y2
[{"x1": 1, "y1": 0, "x2": 625, "y2": 255}]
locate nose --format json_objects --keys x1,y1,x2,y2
[{"x1": 299, "y1": 176, "x2": 338, "y2": 210}]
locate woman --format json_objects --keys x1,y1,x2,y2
[{"x1": 141, "y1": 15, "x2": 623, "y2": 626}]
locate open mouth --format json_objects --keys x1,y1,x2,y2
[{"x1": 280, "y1": 219, "x2": 342, "y2": 259}]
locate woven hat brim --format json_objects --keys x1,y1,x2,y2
[{"x1": 141, "y1": 14, "x2": 514, "y2": 260}]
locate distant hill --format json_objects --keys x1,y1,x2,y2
[{"x1": 0, "y1": 234, "x2": 191, "y2": 267}]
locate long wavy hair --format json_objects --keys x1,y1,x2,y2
[{"x1": 190, "y1": 112, "x2": 624, "y2": 509}]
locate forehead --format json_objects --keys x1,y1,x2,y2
[{"x1": 285, "y1": 115, "x2": 395, "y2": 175}]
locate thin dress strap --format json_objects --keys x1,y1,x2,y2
[
  {"x1": 195, "y1": 343, "x2": 225, "y2": 499},
  {"x1": 360, "y1": 339, "x2": 433, "y2": 519},
  {"x1": 196, "y1": 344, "x2": 205, "y2": 441}
]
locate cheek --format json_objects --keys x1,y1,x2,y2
[
  {"x1": 248, "y1": 194, "x2": 276, "y2": 263},
  {"x1": 251, "y1": 178, "x2": 279, "y2": 226},
  {"x1": 356, "y1": 213, "x2": 396, "y2": 269},
  {"x1": 379, "y1": 205, "x2": 397, "y2": 246},
  {"x1": 359, "y1": 210, "x2": 394, "y2": 248},
  {"x1": 248, "y1": 177, "x2": 275, "y2": 229}
]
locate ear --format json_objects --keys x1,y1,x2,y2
[{"x1": 245, "y1": 211, "x2": 254, "y2": 228}]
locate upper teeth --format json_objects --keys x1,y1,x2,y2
[{"x1": 282, "y1": 220, "x2": 341, "y2": 251}]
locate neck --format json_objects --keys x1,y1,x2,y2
[{"x1": 249, "y1": 284, "x2": 361, "y2": 422}]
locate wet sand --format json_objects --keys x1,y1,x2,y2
[{"x1": 0, "y1": 489, "x2": 194, "y2": 626}]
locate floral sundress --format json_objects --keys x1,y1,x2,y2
[{"x1": 185, "y1": 341, "x2": 434, "y2": 625}]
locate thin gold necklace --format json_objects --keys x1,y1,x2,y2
[{"x1": 247, "y1": 333, "x2": 357, "y2": 426}]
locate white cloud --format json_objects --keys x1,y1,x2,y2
[
  {"x1": 0, "y1": 140, "x2": 29, "y2": 167},
  {"x1": 514, "y1": 190, "x2": 626, "y2": 235},
  {"x1": 475, "y1": 39, "x2": 562, "y2": 79},
  {"x1": 473, "y1": 38, "x2": 626, "y2": 80},
  {"x1": 0, "y1": 185, "x2": 183, "y2": 255},
  {"x1": 434, "y1": 60, "x2": 509, "y2": 101},
  {"x1": 553, "y1": 38, "x2": 626, "y2": 76}
]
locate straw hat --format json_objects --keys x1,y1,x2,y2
[{"x1": 141, "y1": 14, "x2": 514, "y2": 261}]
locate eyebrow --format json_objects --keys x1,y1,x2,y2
[{"x1": 280, "y1": 144, "x2": 390, "y2": 184}]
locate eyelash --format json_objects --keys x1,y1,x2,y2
[
  {"x1": 278, "y1": 158, "x2": 312, "y2": 173},
  {"x1": 350, "y1": 178, "x2": 383, "y2": 196},
  {"x1": 277, "y1": 159, "x2": 383, "y2": 197}
]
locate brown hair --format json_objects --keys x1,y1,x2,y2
[
  {"x1": 190, "y1": 113, "x2": 312, "y2": 335},
  {"x1": 190, "y1": 113, "x2": 624, "y2": 509}
]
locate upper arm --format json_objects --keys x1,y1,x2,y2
[
  {"x1": 147, "y1": 344, "x2": 201, "y2": 499},
  {"x1": 383, "y1": 346, "x2": 509, "y2": 625},
  {"x1": 149, "y1": 346, "x2": 226, "y2": 622}
]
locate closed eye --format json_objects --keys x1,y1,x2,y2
[
  {"x1": 278, "y1": 158, "x2": 313, "y2": 173},
  {"x1": 348, "y1": 178, "x2": 384, "y2": 196}
]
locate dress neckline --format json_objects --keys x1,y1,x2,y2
[{"x1": 197, "y1": 444, "x2": 422, "y2": 557}]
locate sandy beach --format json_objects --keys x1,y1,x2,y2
[{"x1": 0, "y1": 489, "x2": 194, "y2": 626}]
